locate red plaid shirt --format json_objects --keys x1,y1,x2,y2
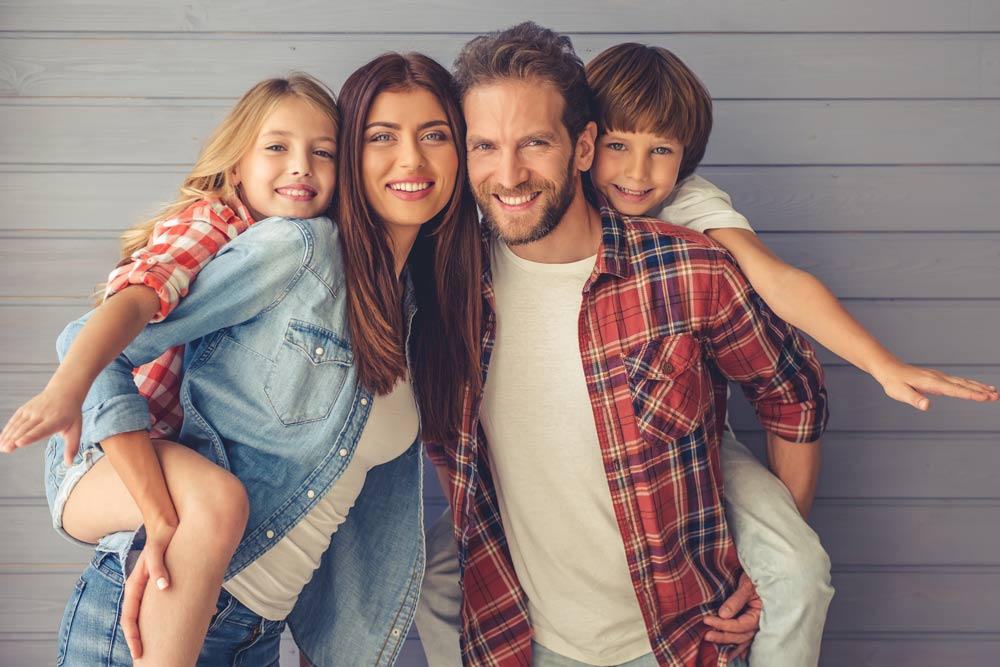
[
  {"x1": 103, "y1": 198, "x2": 254, "y2": 437},
  {"x1": 428, "y1": 202, "x2": 828, "y2": 667}
]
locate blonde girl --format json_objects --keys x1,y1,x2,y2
[{"x1": 0, "y1": 73, "x2": 340, "y2": 664}]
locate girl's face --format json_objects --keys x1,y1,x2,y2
[
  {"x1": 361, "y1": 87, "x2": 458, "y2": 233},
  {"x1": 233, "y1": 96, "x2": 338, "y2": 221}
]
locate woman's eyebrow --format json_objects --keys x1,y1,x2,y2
[{"x1": 364, "y1": 120, "x2": 449, "y2": 131}]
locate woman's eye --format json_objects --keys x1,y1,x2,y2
[
  {"x1": 423, "y1": 131, "x2": 448, "y2": 141},
  {"x1": 368, "y1": 133, "x2": 393, "y2": 142}
]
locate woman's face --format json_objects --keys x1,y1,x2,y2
[{"x1": 361, "y1": 87, "x2": 459, "y2": 233}]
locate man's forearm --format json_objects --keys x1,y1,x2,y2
[{"x1": 765, "y1": 433, "x2": 821, "y2": 518}]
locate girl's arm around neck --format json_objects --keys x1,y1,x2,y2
[{"x1": 705, "y1": 227, "x2": 998, "y2": 409}]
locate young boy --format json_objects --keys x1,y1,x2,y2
[{"x1": 584, "y1": 42, "x2": 998, "y2": 667}]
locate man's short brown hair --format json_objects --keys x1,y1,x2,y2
[
  {"x1": 586, "y1": 43, "x2": 713, "y2": 182},
  {"x1": 453, "y1": 21, "x2": 595, "y2": 142}
]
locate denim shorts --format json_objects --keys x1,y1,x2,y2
[
  {"x1": 44, "y1": 436, "x2": 107, "y2": 548},
  {"x1": 57, "y1": 549, "x2": 286, "y2": 666}
]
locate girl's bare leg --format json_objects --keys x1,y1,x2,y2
[{"x1": 62, "y1": 440, "x2": 249, "y2": 666}]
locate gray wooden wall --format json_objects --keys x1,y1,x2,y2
[{"x1": 2, "y1": 1, "x2": 999, "y2": 665}]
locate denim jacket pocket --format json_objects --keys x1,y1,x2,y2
[
  {"x1": 264, "y1": 319, "x2": 353, "y2": 426},
  {"x1": 623, "y1": 333, "x2": 709, "y2": 444}
]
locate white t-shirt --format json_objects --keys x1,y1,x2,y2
[
  {"x1": 480, "y1": 240, "x2": 652, "y2": 666},
  {"x1": 224, "y1": 378, "x2": 418, "y2": 620},
  {"x1": 654, "y1": 174, "x2": 754, "y2": 235}
]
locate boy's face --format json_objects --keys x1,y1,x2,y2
[{"x1": 591, "y1": 130, "x2": 684, "y2": 216}]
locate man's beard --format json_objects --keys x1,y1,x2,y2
[{"x1": 474, "y1": 154, "x2": 577, "y2": 246}]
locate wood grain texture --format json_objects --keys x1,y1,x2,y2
[
  {"x1": 5, "y1": 100, "x2": 1000, "y2": 166},
  {"x1": 5, "y1": 166, "x2": 1000, "y2": 234},
  {"x1": 4, "y1": 34, "x2": 999, "y2": 99},
  {"x1": 2, "y1": 0, "x2": 998, "y2": 32}
]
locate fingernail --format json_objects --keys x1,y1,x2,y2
[{"x1": 156, "y1": 577, "x2": 169, "y2": 590}]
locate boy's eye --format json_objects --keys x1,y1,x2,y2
[
  {"x1": 652, "y1": 146, "x2": 674, "y2": 155},
  {"x1": 605, "y1": 142, "x2": 626, "y2": 151}
]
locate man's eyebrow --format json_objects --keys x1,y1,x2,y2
[
  {"x1": 466, "y1": 134, "x2": 492, "y2": 145},
  {"x1": 523, "y1": 131, "x2": 559, "y2": 143}
]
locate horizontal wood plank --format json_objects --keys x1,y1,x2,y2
[
  {"x1": 2, "y1": 0, "x2": 998, "y2": 32},
  {"x1": 3, "y1": 232, "x2": 997, "y2": 299},
  {"x1": 5, "y1": 300, "x2": 1000, "y2": 368},
  {"x1": 3, "y1": 166, "x2": 999, "y2": 234},
  {"x1": 4, "y1": 100, "x2": 1000, "y2": 166},
  {"x1": 819, "y1": 639, "x2": 1000, "y2": 667},
  {"x1": 4, "y1": 34, "x2": 999, "y2": 99}
]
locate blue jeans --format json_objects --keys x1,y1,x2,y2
[
  {"x1": 57, "y1": 550, "x2": 285, "y2": 666},
  {"x1": 531, "y1": 640, "x2": 749, "y2": 667}
]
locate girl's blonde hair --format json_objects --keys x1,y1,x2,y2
[{"x1": 119, "y1": 73, "x2": 339, "y2": 259}]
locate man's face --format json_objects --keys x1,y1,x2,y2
[{"x1": 463, "y1": 80, "x2": 590, "y2": 246}]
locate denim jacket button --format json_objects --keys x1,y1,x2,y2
[
  {"x1": 391, "y1": 628, "x2": 401, "y2": 637},
  {"x1": 339, "y1": 448, "x2": 348, "y2": 457},
  {"x1": 307, "y1": 490, "x2": 316, "y2": 499},
  {"x1": 360, "y1": 398, "x2": 369, "y2": 406},
  {"x1": 314, "y1": 347, "x2": 324, "y2": 356},
  {"x1": 266, "y1": 530, "x2": 275, "y2": 539}
]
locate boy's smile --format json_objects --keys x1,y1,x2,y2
[{"x1": 591, "y1": 130, "x2": 684, "y2": 216}]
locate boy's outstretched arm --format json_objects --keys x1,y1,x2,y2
[
  {"x1": 0, "y1": 286, "x2": 160, "y2": 460},
  {"x1": 706, "y1": 227, "x2": 999, "y2": 410}
]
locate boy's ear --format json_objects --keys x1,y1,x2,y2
[{"x1": 574, "y1": 121, "x2": 598, "y2": 172}]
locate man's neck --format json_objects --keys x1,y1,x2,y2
[{"x1": 506, "y1": 183, "x2": 602, "y2": 265}]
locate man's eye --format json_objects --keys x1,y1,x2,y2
[{"x1": 471, "y1": 143, "x2": 493, "y2": 151}]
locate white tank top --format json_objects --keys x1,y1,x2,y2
[{"x1": 223, "y1": 377, "x2": 418, "y2": 620}]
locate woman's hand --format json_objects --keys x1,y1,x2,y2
[
  {"x1": 873, "y1": 359, "x2": 999, "y2": 410},
  {"x1": 0, "y1": 383, "x2": 85, "y2": 463},
  {"x1": 120, "y1": 514, "x2": 178, "y2": 660}
]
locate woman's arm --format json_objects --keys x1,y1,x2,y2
[{"x1": 706, "y1": 227, "x2": 998, "y2": 410}]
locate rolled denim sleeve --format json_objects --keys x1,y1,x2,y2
[{"x1": 61, "y1": 217, "x2": 315, "y2": 447}]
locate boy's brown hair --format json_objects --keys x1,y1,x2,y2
[{"x1": 586, "y1": 43, "x2": 712, "y2": 182}]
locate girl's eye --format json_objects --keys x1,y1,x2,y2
[
  {"x1": 265, "y1": 144, "x2": 287, "y2": 152},
  {"x1": 313, "y1": 149, "x2": 335, "y2": 159},
  {"x1": 605, "y1": 142, "x2": 626, "y2": 151},
  {"x1": 652, "y1": 146, "x2": 674, "y2": 155}
]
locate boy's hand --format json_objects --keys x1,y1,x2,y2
[
  {"x1": 704, "y1": 572, "x2": 761, "y2": 660},
  {"x1": 0, "y1": 385, "x2": 85, "y2": 463},
  {"x1": 873, "y1": 360, "x2": 999, "y2": 410}
]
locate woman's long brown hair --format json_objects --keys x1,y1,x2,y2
[{"x1": 337, "y1": 53, "x2": 482, "y2": 443}]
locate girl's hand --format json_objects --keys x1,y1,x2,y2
[
  {"x1": 873, "y1": 360, "x2": 999, "y2": 411},
  {"x1": 0, "y1": 385, "x2": 85, "y2": 463},
  {"x1": 120, "y1": 516, "x2": 177, "y2": 661}
]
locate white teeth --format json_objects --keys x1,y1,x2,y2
[
  {"x1": 280, "y1": 189, "x2": 313, "y2": 197},
  {"x1": 497, "y1": 193, "x2": 538, "y2": 206},
  {"x1": 616, "y1": 185, "x2": 649, "y2": 196},
  {"x1": 389, "y1": 182, "x2": 431, "y2": 192}
]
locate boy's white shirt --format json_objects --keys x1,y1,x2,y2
[{"x1": 652, "y1": 174, "x2": 754, "y2": 234}]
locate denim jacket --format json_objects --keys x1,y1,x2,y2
[{"x1": 56, "y1": 216, "x2": 425, "y2": 666}]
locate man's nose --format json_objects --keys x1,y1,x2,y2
[{"x1": 497, "y1": 150, "x2": 529, "y2": 190}]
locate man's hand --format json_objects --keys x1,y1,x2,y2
[{"x1": 704, "y1": 572, "x2": 762, "y2": 663}]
